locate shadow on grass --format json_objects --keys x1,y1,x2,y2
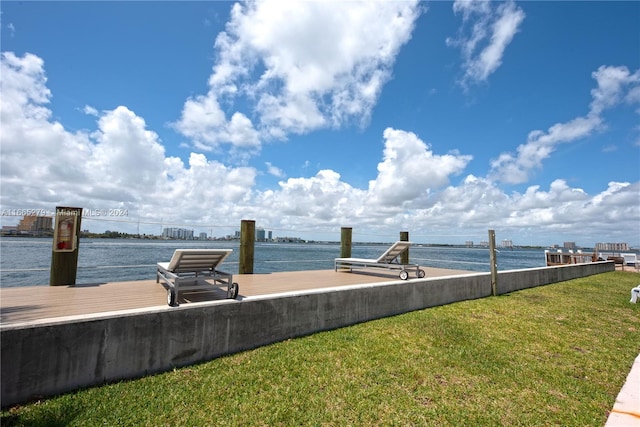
[{"x1": 1, "y1": 399, "x2": 83, "y2": 427}]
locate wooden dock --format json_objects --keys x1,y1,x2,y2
[
  {"x1": 545, "y1": 250, "x2": 595, "y2": 266},
  {"x1": 0, "y1": 267, "x2": 472, "y2": 325}
]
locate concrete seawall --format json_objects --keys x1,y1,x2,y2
[{"x1": 1, "y1": 262, "x2": 614, "y2": 407}]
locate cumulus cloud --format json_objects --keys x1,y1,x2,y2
[
  {"x1": 0, "y1": 52, "x2": 257, "y2": 227},
  {"x1": 173, "y1": 0, "x2": 421, "y2": 153},
  {"x1": 251, "y1": 129, "x2": 474, "y2": 231},
  {"x1": 1, "y1": 52, "x2": 51, "y2": 120},
  {"x1": 2, "y1": 51, "x2": 639, "y2": 244},
  {"x1": 86, "y1": 106, "x2": 167, "y2": 201},
  {"x1": 401, "y1": 175, "x2": 505, "y2": 233},
  {"x1": 490, "y1": 65, "x2": 640, "y2": 184},
  {"x1": 447, "y1": 0, "x2": 524, "y2": 88},
  {"x1": 172, "y1": 94, "x2": 261, "y2": 156},
  {"x1": 157, "y1": 153, "x2": 257, "y2": 222},
  {"x1": 504, "y1": 181, "x2": 639, "y2": 236},
  {"x1": 374, "y1": 177, "x2": 639, "y2": 241},
  {"x1": 367, "y1": 128, "x2": 472, "y2": 206},
  {"x1": 1, "y1": 52, "x2": 93, "y2": 205},
  {"x1": 257, "y1": 170, "x2": 367, "y2": 225}
]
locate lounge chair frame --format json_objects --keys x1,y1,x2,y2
[
  {"x1": 334, "y1": 241, "x2": 425, "y2": 280},
  {"x1": 157, "y1": 249, "x2": 239, "y2": 306},
  {"x1": 622, "y1": 253, "x2": 639, "y2": 272}
]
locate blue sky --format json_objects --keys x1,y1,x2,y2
[{"x1": 1, "y1": 1, "x2": 639, "y2": 246}]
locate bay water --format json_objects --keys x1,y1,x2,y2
[{"x1": 0, "y1": 237, "x2": 547, "y2": 288}]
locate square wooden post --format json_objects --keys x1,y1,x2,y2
[{"x1": 50, "y1": 206, "x2": 83, "y2": 286}]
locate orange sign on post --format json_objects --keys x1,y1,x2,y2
[
  {"x1": 53, "y1": 210, "x2": 78, "y2": 252},
  {"x1": 50, "y1": 206, "x2": 82, "y2": 286}
]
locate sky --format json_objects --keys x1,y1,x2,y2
[{"x1": 1, "y1": 0, "x2": 639, "y2": 247}]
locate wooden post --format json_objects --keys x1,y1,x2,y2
[
  {"x1": 400, "y1": 231, "x2": 409, "y2": 265},
  {"x1": 50, "y1": 206, "x2": 83, "y2": 286},
  {"x1": 340, "y1": 227, "x2": 352, "y2": 258},
  {"x1": 239, "y1": 219, "x2": 255, "y2": 274},
  {"x1": 488, "y1": 229, "x2": 498, "y2": 296}
]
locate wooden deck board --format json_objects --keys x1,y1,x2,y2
[{"x1": 0, "y1": 267, "x2": 472, "y2": 325}]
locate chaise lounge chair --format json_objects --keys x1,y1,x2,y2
[
  {"x1": 622, "y1": 253, "x2": 639, "y2": 271},
  {"x1": 157, "y1": 249, "x2": 239, "y2": 306},
  {"x1": 334, "y1": 241, "x2": 425, "y2": 280}
]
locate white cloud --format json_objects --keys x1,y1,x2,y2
[
  {"x1": 403, "y1": 178, "x2": 639, "y2": 242},
  {"x1": 83, "y1": 105, "x2": 98, "y2": 116},
  {"x1": 590, "y1": 65, "x2": 640, "y2": 115},
  {"x1": 491, "y1": 65, "x2": 640, "y2": 184},
  {"x1": 1, "y1": 52, "x2": 51, "y2": 120},
  {"x1": 626, "y1": 85, "x2": 640, "y2": 106},
  {"x1": 0, "y1": 52, "x2": 257, "y2": 228},
  {"x1": 448, "y1": 0, "x2": 525, "y2": 88},
  {"x1": 252, "y1": 129, "x2": 475, "y2": 231},
  {"x1": 415, "y1": 175, "x2": 509, "y2": 229},
  {"x1": 367, "y1": 128, "x2": 472, "y2": 206},
  {"x1": 86, "y1": 106, "x2": 167, "y2": 202},
  {"x1": 174, "y1": 0, "x2": 421, "y2": 154},
  {"x1": 172, "y1": 93, "x2": 260, "y2": 155},
  {"x1": 265, "y1": 162, "x2": 285, "y2": 178},
  {"x1": 512, "y1": 180, "x2": 588, "y2": 212},
  {"x1": 1, "y1": 51, "x2": 93, "y2": 206},
  {"x1": 256, "y1": 170, "x2": 367, "y2": 225},
  {"x1": 1, "y1": 51, "x2": 639, "y2": 245}
]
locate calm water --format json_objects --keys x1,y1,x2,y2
[{"x1": 0, "y1": 237, "x2": 547, "y2": 287}]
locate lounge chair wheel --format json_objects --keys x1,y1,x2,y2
[
  {"x1": 227, "y1": 282, "x2": 239, "y2": 299},
  {"x1": 399, "y1": 270, "x2": 409, "y2": 280},
  {"x1": 167, "y1": 289, "x2": 178, "y2": 307},
  {"x1": 417, "y1": 269, "x2": 426, "y2": 278}
]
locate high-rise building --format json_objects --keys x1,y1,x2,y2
[
  {"x1": 595, "y1": 242, "x2": 629, "y2": 251},
  {"x1": 162, "y1": 227, "x2": 194, "y2": 240},
  {"x1": 17, "y1": 215, "x2": 53, "y2": 235}
]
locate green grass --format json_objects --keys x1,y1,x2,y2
[{"x1": 3, "y1": 271, "x2": 639, "y2": 426}]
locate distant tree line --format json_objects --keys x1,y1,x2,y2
[{"x1": 79, "y1": 230, "x2": 162, "y2": 239}]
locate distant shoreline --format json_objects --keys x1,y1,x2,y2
[{"x1": 0, "y1": 234, "x2": 567, "y2": 250}]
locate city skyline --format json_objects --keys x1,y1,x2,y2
[{"x1": 2, "y1": 214, "x2": 634, "y2": 251}]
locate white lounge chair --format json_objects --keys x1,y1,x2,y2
[
  {"x1": 622, "y1": 253, "x2": 637, "y2": 265},
  {"x1": 157, "y1": 249, "x2": 239, "y2": 306},
  {"x1": 622, "y1": 253, "x2": 639, "y2": 271},
  {"x1": 334, "y1": 241, "x2": 425, "y2": 280}
]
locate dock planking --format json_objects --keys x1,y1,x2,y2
[{"x1": 0, "y1": 267, "x2": 472, "y2": 325}]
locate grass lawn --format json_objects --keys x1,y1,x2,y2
[{"x1": 2, "y1": 271, "x2": 639, "y2": 426}]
